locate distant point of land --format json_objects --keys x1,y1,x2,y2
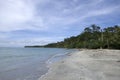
[{"x1": 25, "y1": 24, "x2": 120, "y2": 49}]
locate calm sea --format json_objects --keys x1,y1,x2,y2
[{"x1": 0, "y1": 47, "x2": 76, "y2": 80}]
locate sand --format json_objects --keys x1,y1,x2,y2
[{"x1": 39, "y1": 49, "x2": 120, "y2": 80}]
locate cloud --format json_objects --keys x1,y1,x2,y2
[
  {"x1": 32, "y1": 0, "x2": 120, "y2": 27},
  {"x1": 0, "y1": 0, "x2": 120, "y2": 46},
  {"x1": 0, "y1": 0, "x2": 119, "y2": 32},
  {"x1": 0, "y1": 36, "x2": 64, "y2": 47},
  {"x1": 0, "y1": 0, "x2": 36, "y2": 31}
]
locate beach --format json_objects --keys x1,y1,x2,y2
[{"x1": 40, "y1": 49, "x2": 120, "y2": 80}]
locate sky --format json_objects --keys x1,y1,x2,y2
[{"x1": 0, "y1": 0, "x2": 120, "y2": 47}]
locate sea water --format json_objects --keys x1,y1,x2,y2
[{"x1": 0, "y1": 47, "x2": 75, "y2": 80}]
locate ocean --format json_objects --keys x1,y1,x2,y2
[{"x1": 0, "y1": 47, "x2": 76, "y2": 80}]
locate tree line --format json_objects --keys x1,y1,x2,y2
[{"x1": 44, "y1": 24, "x2": 120, "y2": 49}]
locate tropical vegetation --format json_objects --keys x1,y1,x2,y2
[{"x1": 44, "y1": 24, "x2": 120, "y2": 49}]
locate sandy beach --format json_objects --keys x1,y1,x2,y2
[{"x1": 40, "y1": 49, "x2": 120, "y2": 80}]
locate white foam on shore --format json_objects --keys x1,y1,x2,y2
[{"x1": 38, "y1": 50, "x2": 78, "y2": 80}]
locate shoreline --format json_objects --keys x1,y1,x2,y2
[
  {"x1": 39, "y1": 50, "x2": 78, "y2": 80},
  {"x1": 39, "y1": 49, "x2": 120, "y2": 80},
  {"x1": 39, "y1": 50, "x2": 77, "y2": 80}
]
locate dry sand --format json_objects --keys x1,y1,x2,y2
[{"x1": 39, "y1": 49, "x2": 120, "y2": 80}]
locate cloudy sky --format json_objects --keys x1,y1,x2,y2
[{"x1": 0, "y1": 0, "x2": 120, "y2": 47}]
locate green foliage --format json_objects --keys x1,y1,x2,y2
[{"x1": 44, "y1": 24, "x2": 120, "y2": 49}]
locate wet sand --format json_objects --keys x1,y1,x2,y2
[{"x1": 40, "y1": 49, "x2": 120, "y2": 80}]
